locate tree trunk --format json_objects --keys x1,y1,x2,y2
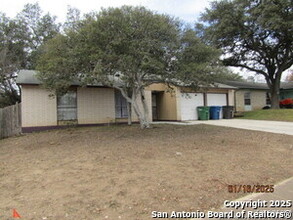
[
  {"x1": 139, "y1": 88, "x2": 151, "y2": 129},
  {"x1": 131, "y1": 89, "x2": 151, "y2": 129},
  {"x1": 270, "y1": 88, "x2": 280, "y2": 109},
  {"x1": 118, "y1": 87, "x2": 151, "y2": 129},
  {"x1": 269, "y1": 79, "x2": 280, "y2": 109},
  {"x1": 127, "y1": 102, "x2": 132, "y2": 125}
]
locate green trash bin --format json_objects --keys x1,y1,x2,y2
[{"x1": 197, "y1": 106, "x2": 210, "y2": 120}]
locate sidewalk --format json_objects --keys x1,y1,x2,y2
[{"x1": 199, "y1": 177, "x2": 293, "y2": 220}]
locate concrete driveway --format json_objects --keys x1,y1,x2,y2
[
  {"x1": 190, "y1": 119, "x2": 293, "y2": 136},
  {"x1": 152, "y1": 119, "x2": 293, "y2": 135}
]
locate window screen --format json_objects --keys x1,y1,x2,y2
[
  {"x1": 244, "y1": 92, "x2": 251, "y2": 105},
  {"x1": 115, "y1": 90, "x2": 128, "y2": 118},
  {"x1": 57, "y1": 90, "x2": 77, "y2": 121}
]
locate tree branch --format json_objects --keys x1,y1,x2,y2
[{"x1": 229, "y1": 63, "x2": 267, "y2": 76}]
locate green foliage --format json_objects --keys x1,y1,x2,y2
[
  {"x1": 87, "y1": 6, "x2": 181, "y2": 85},
  {"x1": 0, "y1": 13, "x2": 25, "y2": 106},
  {"x1": 16, "y1": 3, "x2": 60, "y2": 69},
  {"x1": 213, "y1": 71, "x2": 244, "y2": 82},
  {"x1": 37, "y1": 6, "x2": 222, "y2": 93},
  {"x1": 37, "y1": 6, "x2": 222, "y2": 128},
  {"x1": 36, "y1": 34, "x2": 74, "y2": 95},
  {"x1": 0, "y1": 3, "x2": 60, "y2": 107},
  {"x1": 63, "y1": 6, "x2": 83, "y2": 32},
  {"x1": 177, "y1": 29, "x2": 221, "y2": 88},
  {"x1": 199, "y1": 0, "x2": 293, "y2": 108}
]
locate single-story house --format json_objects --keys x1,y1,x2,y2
[
  {"x1": 223, "y1": 81, "x2": 270, "y2": 112},
  {"x1": 224, "y1": 81, "x2": 293, "y2": 112},
  {"x1": 16, "y1": 70, "x2": 236, "y2": 131}
]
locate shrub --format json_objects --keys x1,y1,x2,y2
[{"x1": 279, "y1": 98, "x2": 293, "y2": 109}]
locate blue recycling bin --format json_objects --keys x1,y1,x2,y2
[{"x1": 209, "y1": 106, "x2": 222, "y2": 120}]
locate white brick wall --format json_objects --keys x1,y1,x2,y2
[
  {"x1": 235, "y1": 90, "x2": 267, "y2": 111},
  {"x1": 77, "y1": 87, "x2": 116, "y2": 124},
  {"x1": 21, "y1": 85, "x2": 57, "y2": 127},
  {"x1": 21, "y1": 86, "x2": 153, "y2": 127}
]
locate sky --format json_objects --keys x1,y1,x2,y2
[{"x1": 0, "y1": 0, "x2": 211, "y2": 24}]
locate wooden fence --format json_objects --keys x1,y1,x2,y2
[{"x1": 0, "y1": 103, "x2": 21, "y2": 139}]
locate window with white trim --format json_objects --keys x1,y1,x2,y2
[
  {"x1": 57, "y1": 90, "x2": 77, "y2": 121},
  {"x1": 244, "y1": 92, "x2": 251, "y2": 105}
]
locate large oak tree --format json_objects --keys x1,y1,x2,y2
[
  {"x1": 37, "y1": 6, "x2": 223, "y2": 128},
  {"x1": 199, "y1": 0, "x2": 293, "y2": 108},
  {"x1": 0, "y1": 3, "x2": 59, "y2": 107}
]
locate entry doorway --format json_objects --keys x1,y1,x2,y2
[{"x1": 151, "y1": 91, "x2": 163, "y2": 121}]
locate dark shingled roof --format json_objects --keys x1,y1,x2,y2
[
  {"x1": 16, "y1": 69, "x2": 103, "y2": 86},
  {"x1": 16, "y1": 69, "x2": 237, "y2": 89},
  {"x1": 16, "y1": 70, "x2": 293, "y2": 90},
  {"x1": 280, "y1": 82, "x2": 293, "y2": 90},
  {"x1": 16, "y1": 70, "x2": 41, "y2": 85},
  {"x1": 224, "y1": 81, "x2": 293, "y2": 90},
  {"x1": 223, "y1": 81, "x2": 269, "y2": 90}
]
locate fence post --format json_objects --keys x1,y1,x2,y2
[
  {"x1": 14, "y1": 104, "x2": 18, "y2": 135},
  {"x1": 0, "y1": 108, "x2": 3, "y2": 139},
  {"x1": 16, "y1": 103, "x2": 21, "y2": 134},
  {"x1": 0, "y1": 103, "x2": 22, "y2": 139}
]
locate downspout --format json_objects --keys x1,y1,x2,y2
[
  {"x1": 234, "y1": 89, "x2": 239, "y2": 112},
  {"x1": 203, "y1": 92, "x2": 207, "y2": 106}
]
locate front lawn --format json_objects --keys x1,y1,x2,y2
[
  {"x1": 241, "y1": 109, "x2": 293, "y2": 122},
  {"x1": 0, "y1": 125, "x2": 292, "y2": 219}
]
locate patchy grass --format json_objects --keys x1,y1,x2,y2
[
  {"x1": 241, "y1": 109, "x2": 293, "y2": 122},
  {"x1": 0, "y1": 124, "x2": 292, "y2": 219}
]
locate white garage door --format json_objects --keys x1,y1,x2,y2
[
  {"x1": 207, "y1": 93, "x2": 227, "y2": 119},
  {"x1": 207, "y1": 93, "x2": 227, "y2": 106},
  {"x1": 181, "y1": 93, "x2": 204, "y2": 120}
]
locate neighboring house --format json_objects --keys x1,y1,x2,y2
[
  {"x1": 280, "y1": 82, "x2": 293, "y2": 100},
  {"x1": 16, "y1": 70, "x2": 235, "y2": 131},
  {"x1": 223, "y1": 81, "x2": 270, "y2": 112},
  {"x1": 224, "y1": 81, "x2": 293, "y2": 112}
]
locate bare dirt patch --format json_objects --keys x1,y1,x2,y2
[{"x1": 0, "y1": 124, "x2": 292, "y2": 219}]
